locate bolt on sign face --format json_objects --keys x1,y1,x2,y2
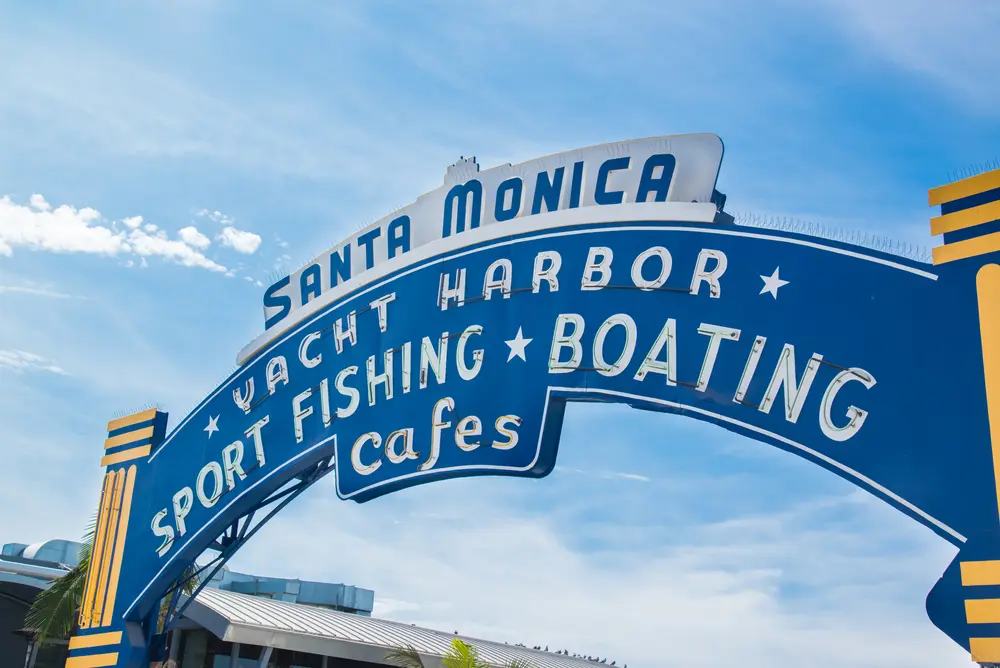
[{"x1": 61, "y1": 137, "x2": 1000, "y2": 668}]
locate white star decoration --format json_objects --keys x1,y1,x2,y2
[
  {"x1": 759, "y1": 267, "x2": 789, "y2": 299},
  {"x1": 505, "y1": 327, "x2": 532, "y2": 362},
  {"x1": 204, "y1": 415, "x2": 220, "y2": 438}
]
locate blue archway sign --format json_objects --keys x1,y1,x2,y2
[{"x1": 61, "y1": 136, "x2": 1000, "y2": 667}]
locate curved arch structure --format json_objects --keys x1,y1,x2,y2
[{"x1": 60, "y1": 137, "x2": 1000, "y2": 667}]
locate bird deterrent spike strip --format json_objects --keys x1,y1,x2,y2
[
  {"x1": 244, "y1": 210, "x2": 932, "y2": 379},
  {"x1": 732, "y1": 211, "x2": 932, "y2": 263},
  {"x1": 109, "y1": 402, "x2": 163, "y2": 421},
  {"x1": 279, "y1": 208, "x2": 406, "y2": 292},
  {"x1": 256, "y1": 157, "x2": 1000, "y2": 293},
  {"x1": 171, "y1": 365, "x2": 244, "y2": 428},
  {"x1": 948, "y1": 157, "x2": 999, "y2": 183},
  {"x1": 264, "y1": 268, "x2": 290, "y2": 286}
]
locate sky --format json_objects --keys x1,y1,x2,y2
[{"x1": 1, "y1": 1, "x2": 998, "y2": 666}]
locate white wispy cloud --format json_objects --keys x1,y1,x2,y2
[
  {"x1": 0, "y1": 14, "x2": 500, "y2": 211},
  {"x1": 606, "y1": 472, "x2": 649, "y2": 482},
  {"x1": 0, "y1": 6, "x2": 988, "y2": 668},
  {"x1": 217, "y1": 226, "x2": 262, "y2": 254},
  {"x1": 231, "y1": 483, "x2": 964, "y2": 668},
  {"x1": 372, "y1": 598, "x2": 422, "y2": 618},
  {"x1": 0, "y1": 194, "x2": 227, "y2": 272},
  {"x1": 815, "y1": 0, "x2": 1000, "y2": 108},
  {"x1": 0, "y1": 284, "x2": 78, "y2": 299},
  {"x1": 28, "y1": 193, "x2": 51, "y2": 211},
  {"x1": 177, "y1": 225, "x2": 211, "y2": 250},
  {"x1": 196, "y1": 209, "x2": 235, "y2": 225},
  {"x1": 0, "y1": 24, "x2": 451, "y2": 195},
  {"x1": 0, "y1": 194, "x2": 128, "y2": 257},
  {"x1": 555, "y1": 466, "x2": 650, "y2": 483},
  {"x1": 194, "y1": 209, "x2": 262, "y2": 255},
  {"x1": 128, "y1": 225, "x2": 227, "y2": 272},
  {"x1": 0, "y1": 349, "x2": 69, "y2": 375}
]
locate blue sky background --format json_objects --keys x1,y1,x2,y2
[{"x1": 1, "y1": 1, "x2": 998, "y2": 666}]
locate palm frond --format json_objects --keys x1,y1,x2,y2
[
  {"x1": 503, "y1": 660, "x2": 537, "y2": 668},
  {"x1": 24, "y1": 518, "x2": 96, "y2": 644},
  {"x1": 384, "y1": 644, "x2": 427, "y2": 668},
  {"x1": 442, "y1": 638, "x2": 489, "y2": 668},
  {"x1": 388, "y1": 639, "x2": 535, "y2": 668},
  {"x1": 157, "y1": 563, "x2": 203, "y2": 633},
  {"x1": 180, "y1": 563, "x2": 200, "y2": 595},
  {"x1": 76, "y1": 515, "x2": 95, "y2": 568},
  {"x1": 22, "y1": 561, "x2": 87, "y2": 642}
]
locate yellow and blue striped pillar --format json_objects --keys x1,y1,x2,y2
[
  {"x1": 929, "y1": 168, "x2": 1000, "y2": 663},
  {"x1": 64, "y1": 408, "x2": 168, "y2": 668}
]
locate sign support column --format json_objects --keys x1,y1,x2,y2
[
  {"x1": 926, "y1": 168, "x2": 1000, "y2": 662},
  {"x1": 65, "y1": 409, "x2": 168, "y2": 668}
]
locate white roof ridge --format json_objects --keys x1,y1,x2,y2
[{"x1": 188, "y1": 586, "x2": 610, "y2": 668}]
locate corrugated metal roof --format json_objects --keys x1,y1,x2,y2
[{"x1": 185, "y1": 587, "x2": 610, "y2": 668}]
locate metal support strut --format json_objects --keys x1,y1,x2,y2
[{"x1": 158, "y1": 457, "x2": 335, "y2": 630}]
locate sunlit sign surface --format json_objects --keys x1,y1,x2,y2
[
  {"x1": 63, "y1": 142, "x2": 1000, "y2": 668},
  {"x1": 254, "y1": 134, "x2": 724, "y2": 344}
]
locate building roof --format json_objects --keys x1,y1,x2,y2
[
  {"x1": 184, "y1": 587, "x2": 606, "y2": 668},
  {"x1": 208, "y1": 565, "x2": 374, "y2": 614},
  {"x1": 0, "y1": 554, "x2": 69, "y2": 590},
  {"x1": 20, "y1": 539, "x2": 81, "y2": 566}
]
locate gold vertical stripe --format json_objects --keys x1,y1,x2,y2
[
  {"x1": 91, "y1": 469, "x2": 125, "y2": 627},
  {"x1": 971, "y1": 637, "x2": 1000, "y2": 663},
  {"x1": 79, "y1": 474, "x2": 114, "y2": 629},
  {"x1": 979, "y1": 264, "x2": 1000, "y2": 523},
  {"x1": 101, "y1": 465, "x2": 136, "y2": 626}
]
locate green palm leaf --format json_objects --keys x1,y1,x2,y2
[
  {"x1": 387, "y1": 639, "x2": 538, "y2": 668},
  {"x1": 24, "y1": 518, "x2": 95, "y2": 644},
  {"x1": 384, "y1": 644, "x2": 427, "y2": 668},
  {"x1": 156, "y1": 562, "x2": 202, "y2": 633},
  {"x1": 443, "y1": 638, "x2": 499, "y2": 668},
  {"x1": 503, "y1": 660, "x2": 537, "y2": 668},
  {"x1": 23, "y1": 516, "x2": 203, "y2": 643}
]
